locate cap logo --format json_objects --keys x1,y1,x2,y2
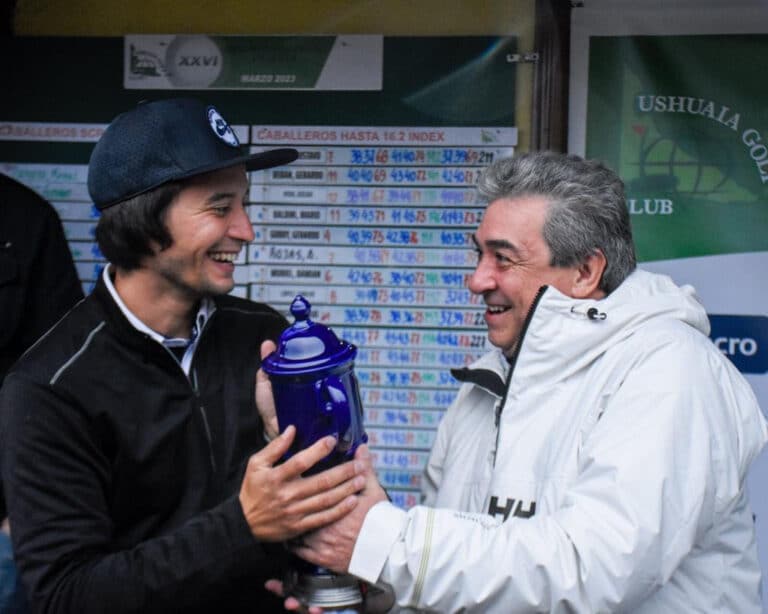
[{"x1": 207, "y1": 106, "x2": 240, "y2": 147}]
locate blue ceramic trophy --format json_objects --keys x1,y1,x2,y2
[{"x1": 262, "y1": 295, "x2": 368, "y2": 609}]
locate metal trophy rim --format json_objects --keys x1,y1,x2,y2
[{"x1": 286, "y1": 568, "x2": 363, "y2": 609}]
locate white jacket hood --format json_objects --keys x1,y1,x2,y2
[{"x1": 463, "y1": 269, "x2": 711, "y2": 390}]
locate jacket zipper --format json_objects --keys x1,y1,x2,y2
[
  {"x1": 491, "y1": 285, "x2": 548, "y2": 467},
  {"x1": 188, "y1": 311, "x2": 218, "y2": 474},
  {"x1": 157, "y1": 310, "x2": 219, "y2": 475},
  {"x1": 191, "y1": 368, "x2": 217, "y2": 473}
]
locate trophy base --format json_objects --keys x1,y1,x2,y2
[{"x1": 285, "y1": 567, "x2": 363, "y2": 610}]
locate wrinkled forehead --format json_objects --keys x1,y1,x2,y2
[{"x1": 479, "y1": 195, "x2": 550, "y2": 236}]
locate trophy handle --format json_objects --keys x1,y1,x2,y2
[{"x1": 315, "y1": 375, "x2": 352, "y2": 451}]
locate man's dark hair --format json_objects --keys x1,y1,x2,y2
[
  {"x1": 94, "y1": 181, "x2": 182, "y2": 270},
  {"x1": 476, "y1": 151, "x2": 636, "y2": 294}
]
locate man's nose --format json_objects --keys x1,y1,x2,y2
[
  {"x1": 468, "y1": 257, "x2": 495, "y2": 295},
  {"x1": 230, "y1": 205, "x2": 255, "y2": 242}
]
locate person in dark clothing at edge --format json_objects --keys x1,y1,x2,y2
[
  {"x1": 0, "y1": 98, "x2": 368, "y2": 613},
  {"x1": 1, "y1": 172, "x2": 85, "y2": 613},
  {"x1": 0, "y1": 173, "x2": 84, "y2": 387}
]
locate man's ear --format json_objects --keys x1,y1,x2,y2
[{"x1": 571, "y1": 250, "x2": 607, "y2": 299}]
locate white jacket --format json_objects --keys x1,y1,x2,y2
[{"x1": 350, "y1": 270, "x2": 768, "y2": 613}]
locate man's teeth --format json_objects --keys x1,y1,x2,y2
[
  {"x1": 210, "y1": 253, "x2": 237, "y2": 262},
  {"x1": 487, "y1": 305, "x2": 509, "y2": 314}
]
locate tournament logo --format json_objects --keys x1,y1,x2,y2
[
  {"x1": 165, "y1": 35, "x2": 223, "y2": 88},
  {"x1": 207, "y1": 107, "x2": 239, "y2": 148}
]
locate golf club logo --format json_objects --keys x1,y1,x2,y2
[{"x1": 207, "y1": 106, "x2": 239, "y2": 148}]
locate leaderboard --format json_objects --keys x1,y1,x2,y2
[
  {"x1": 1, "y1": 121, "x2": 517, "y2": 510},
  {"x1": 248, "y1": 124, "x2": 516, "y2": 508}
]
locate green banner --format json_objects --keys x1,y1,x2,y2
[
  {"x1": 586, "y1": 35, "x2": 768, "y2": 262},
  {"x1": 124, "y1": 35, "x2": 380, "y2": 90}
]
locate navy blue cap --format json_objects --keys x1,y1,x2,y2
[{"x1": 88, "y1": 98, "x2": 298, "y2": 210}]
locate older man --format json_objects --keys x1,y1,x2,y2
[{"x1": 278, "y1": 152, "x2": 768, "y2": 612}]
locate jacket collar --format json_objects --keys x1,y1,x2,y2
[
  {"x1": 100, "y1": 264, "x2": 216, "y2": 344},
  {"x1": 450, "y1": 270, "x2": 710, "y2": 396},
  {"x1": 91, "y1": 270, "x2": 223, "y2": 358},
  {"x1": 451, "y1": 350, "x2": 509, "y2": 398}
]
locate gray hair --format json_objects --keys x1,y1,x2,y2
[{"x1": 476, "y1": 151, "x2": 636, "y2": 293}]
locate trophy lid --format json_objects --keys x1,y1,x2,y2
[{"x1": 262, "y1": 295, "x2": 356, "y2": 376}]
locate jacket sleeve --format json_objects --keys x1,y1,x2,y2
[
  {"x1": 0, "y1": 375, "x2": 282, "y2": 614},
  {"x1": 348, "y1": 336, "x2": 768, "y2": 612}
]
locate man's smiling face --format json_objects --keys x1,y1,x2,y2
[
  {"x1": 468, "y1": 195, "x2": 582, "y2": 356},
  {"x1": 144, "y1": 164, "x2": 253, "y2": 300}
]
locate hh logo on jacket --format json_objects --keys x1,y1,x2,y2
[{"x1": 488, "y1": 496, "x2": 536, "y2": 521}]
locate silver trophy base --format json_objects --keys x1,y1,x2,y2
[{"x1": 285, "y1": 567, "x2": 363, "y2": 610}]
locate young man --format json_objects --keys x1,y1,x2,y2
[
  {"x1": 0, "y1": 98, "x2": 367, "y2": 613},
  {"x1": 278, "y1": 152, "x2": 768, "y2": 612}
]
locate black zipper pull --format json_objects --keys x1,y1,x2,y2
[{"x1": 586, "y1": 307, "x2": 607, "y2": 321}]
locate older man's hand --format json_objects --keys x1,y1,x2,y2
[{"x1": 289, "y1": 444, "x2": 387, "y2": 573}]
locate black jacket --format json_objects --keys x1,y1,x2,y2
[
  {"x1": 0, "y1": 173, "x2": 83, "y2": 387},
  {"x1": 0, "y1": 276, "x2": 289, "y2": 613},
  {"x1": 0, "y1": 172, "x2": 84, "y2": 522}
]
